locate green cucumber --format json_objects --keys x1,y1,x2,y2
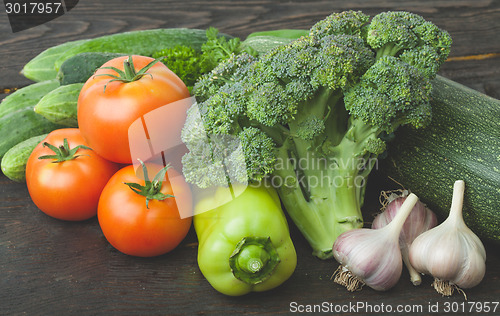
[
  {"x1": 0, "y1": 80, "x2": 65, "y2": 159},
  {"x1": 240, "y1": 36, "x2": 298, "y2": 55},
  {"x1": 0, "y1": 80, "x2": 60, "y2": 118},
  {"x1": 1, "y1": 134, "x2": 48, "y2": 182},
  {"x1": 34, "y1": 83, "x2": 84, "y2": 127},
  {"x1": 0, "y1": 108, "x2": 65, "y2": 159},
  {"x1": 245, "y1": 29, "x2": 309, "y2": 39},
  {"x1": 21, "y1": 39, "x2": 88, "y2": 82},
  {"x1": 241, "y1": 30, "x2": 309, "y2": 55},
  {"x1": 57, "y1": 52, "x2": 125, "y2": 85},
  {"x1": 378, "y1": 75, "x2": 500, "y2": 244},
  {"x1": 54, "y1": 28, "x2": 219, "y2": 71}
]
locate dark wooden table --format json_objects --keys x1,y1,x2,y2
[{"x1": 1, "y1": 1, "x2": 499, "y2": 315}]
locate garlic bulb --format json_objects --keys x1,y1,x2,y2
[
  {"x1": 332, "y1": 193, "x2": 419, "y2": 291},
  {"x1": 409, "y1": 180, "x2": 486, "y2": 297},
  {"x1": 372, "y1": 190, "x2": 437, "y2": 285}
]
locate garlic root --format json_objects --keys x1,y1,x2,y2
[
  {"x1": 432, "y1": 279, "x2": 468, "y2": 300},
  {"x1": 332, "y1": 265, "x2": 365, "y2": 292}
]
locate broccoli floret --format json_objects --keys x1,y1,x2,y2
[
  {"x1": 309, "y1": 10, "x2": 370, "y2": 39},
  {"x1": 344, "y1": 56, "x2": 433, "y2": 133},
  {"x1": 238, "y1": 127, "x2": 277, "y2": 181},
  {"x1": 296, "y1": 116, "x2": 326, "y2": 141},
  {"x1": 194, "y1": 53, "x2": 256, "y2": 103},
  {"x1": 312, "y1": 34, "x2": 376, "y2": 90},
  {"x1": 366, "y1": 11, "x2": 452, "y2": 78},
  {"x1": 182, "y1": 10, "x2": 451, "y2": 259}
]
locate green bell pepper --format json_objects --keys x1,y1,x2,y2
[{"x1": 194, "y1": 184, "x2": 297, "y2": 296}]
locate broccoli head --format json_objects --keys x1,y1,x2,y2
[
  {"x1": 309, "y1": 10, "x2": 370, "y2": 39},
  {"x1": 181, "y1": 10, "x2": 451, "y2": 259},
  {"x1": 344, "y1": 55, "x2": 433, "y2": 133},
  {"x1": 366, "y1": 11, "x2": 452, "y2": 77}
]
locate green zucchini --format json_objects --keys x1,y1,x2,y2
[
  {"x1": 34, "y1": 83, "x2": 84, "y2": 127},
  {"x1": 0, "y1": 79, "x2": 60, "y2": 118},
  {"x1": 57, "y1": 52, "x2": 125, "y2": 85},
  {"x1": 21, "y1": 39, "x2": 88, "y2": 82},
  {"x1": 1, "y1": 134, "x2": 48, "y2": 182},
  {"x1": 378, "y1": 75, "x2": 500, "y2": 244},
  {"x1": 54, "y1": 28, "x2": 219, "y2": 71}
]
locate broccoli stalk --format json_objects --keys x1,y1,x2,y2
[
  {"x1": 273, "y1": 116, "x2": 381, "y2": 257},
  {"x1": 181, "y1": 10, "x2": 451, "y2": 259}
]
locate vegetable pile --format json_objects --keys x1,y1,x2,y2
[
  {"x1": 182, "y1": 10, "x2": 451, "y2": 259},
  {"x1": 0, "y1": 9, "x2": 497, "y2": 298}
]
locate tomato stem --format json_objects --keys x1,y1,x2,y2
[
  {"x1": 124, "y1": 159, "x2": 175, "y2": 209},
  {"x1": 38, "y1": 138, "x2": 91, "y2": 163},
  {"x1": 94, "y1": 56, "x2": 159, "y2": 93}
]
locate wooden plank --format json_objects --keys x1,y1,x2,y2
[{"x1": 1, "y1": 0, "x2": 500, "y2": 88}]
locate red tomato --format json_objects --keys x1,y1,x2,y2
[
  {"x1": 97, "y1": 163, "x2": 192, "y2": 257},
  {"x1": 77, "y1": 55, "x2": 190, "y2": 164},
  {"x1": 25, "y1": 128, "x2": 120, "y2": 221}
]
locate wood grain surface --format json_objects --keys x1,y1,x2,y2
[{"x1": 1, "y1": 1, "x2": 499, "y2": 315}]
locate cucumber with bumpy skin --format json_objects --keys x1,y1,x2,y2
[
  {"x1": 1, "y1": 134, "x2": 48, "y2": 182},
  {"x1": 57, "y1": 52, "x2": 125, "y2": 85},
  {"x1": 21, "y1": 40, "x2": 88, "y2": 82},
  {"x1": 0, "y1": 108, "x2": 65, "y2": 159},
  {"x1": 379, "y1": 75, "x2": 500, "y2": 244},
  {"x1": 0, "y1": 79, "x2": 60, "y2": 117},
  {"x1": 34, "y1": 83, "x2": 84, "y2": 127},
  {"x1": 0, "y1": 80, "x2": 65, "y2": 159}
]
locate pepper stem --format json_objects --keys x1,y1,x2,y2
[
  {"x1": 237, "y1": 244, "x2": 270, "y2": 273},
  {"x1": 229, "y1": 237, "x2": 280, "y2": 285}
]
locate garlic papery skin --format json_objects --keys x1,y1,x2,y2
[
  {"x1": 372, "y1": 191, "x2": 437, "y2": 286},
  {"x1": 409, "y1": 180, "x2": 486, "y2": 297},
  {"x1": 332, "y1": 193, "x2": 419, "y2": 291}
]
